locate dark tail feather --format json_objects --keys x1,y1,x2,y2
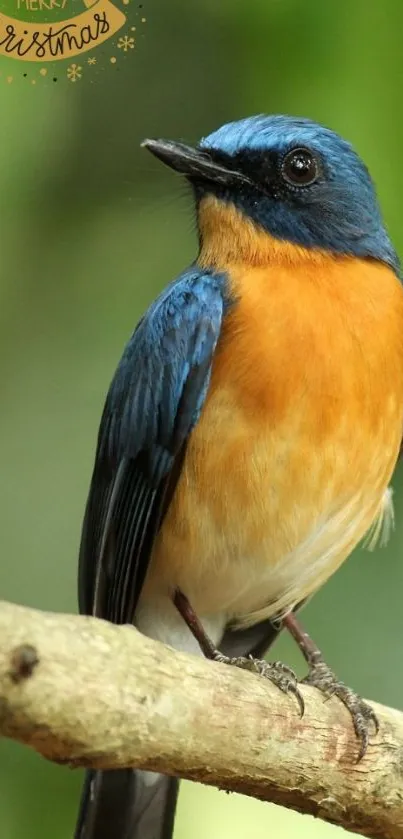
[{"x1": 74, "y1": 769, "x2": 179, "y2": 839}]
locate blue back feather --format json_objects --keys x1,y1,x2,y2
[{"x1": 100, "y1": 267, "x2": 228, "y2": 483}]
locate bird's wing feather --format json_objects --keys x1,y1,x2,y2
[{"x1": 78, "y1": 268, "x2": 226, "y2": 623}]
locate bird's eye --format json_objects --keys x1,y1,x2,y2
[{"x1": 281, "y1": 147, "x2": 318, "y2": 187}]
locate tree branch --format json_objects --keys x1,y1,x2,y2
[{"x1": 0, "y1": 601, "x2": 402, "y2": 839}]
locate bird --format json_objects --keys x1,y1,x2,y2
[{"x1": 74, "y1": 114, "x2": 403, "y2": 839}]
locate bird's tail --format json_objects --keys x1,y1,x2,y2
[{"x1": 74, "y1": 769, "x2": 179, "y2": 839}]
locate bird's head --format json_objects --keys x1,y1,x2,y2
[{"x1": 142, "y1": 115, "x2": 399, "y2": 272}]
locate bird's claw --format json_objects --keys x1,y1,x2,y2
[
  {"x1": 302, "y1": 661, "x2": 378, "y2": 761},
  {"x1": 213, "y1": 651, "x2": 305, "y2": 717}
]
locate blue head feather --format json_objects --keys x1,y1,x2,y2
[{"x1": 197, "y1": 115, "x2": 399, "y2": 273}]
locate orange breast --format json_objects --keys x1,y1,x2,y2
[{"x1": 143, "y1": 202, "x2": 403, "y2": 626}]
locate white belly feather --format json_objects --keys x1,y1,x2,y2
[
  {"x1": 232, "y1": 485, "x2": 394, "y2": 629},
  {"x1": 136, "y1": 486, "x2": 394, "y2": 654}
]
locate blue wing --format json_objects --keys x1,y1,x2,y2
[{"x1": 78, "y1": 268, "x2": 227, "y2": 624}]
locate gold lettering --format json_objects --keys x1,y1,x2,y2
[
  {"x1": 0, "y1": 2, "x2": 125, "y2": 60},
  {"x1": 16, "y1": 0, "x2": 68, "y2": 10}
]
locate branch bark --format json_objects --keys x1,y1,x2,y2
[{"x1": 0, "y1": 600, "x2": 402, "y2": 839}]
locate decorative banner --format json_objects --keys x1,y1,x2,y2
[{"x1": 0, "y1": 0, "x2": 126, "y2": 60}]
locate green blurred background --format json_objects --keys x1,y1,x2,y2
[{"x1": 0, "y1": 0, "x2": 403, "y2": 836}]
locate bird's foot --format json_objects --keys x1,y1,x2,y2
[
  {"x1": 302, "y1": 658, "x2": 378, "y2": 760},
  {"x1": 173, "y1": 589, "x2": 304, "y2": 715},
  {"x1": 282, "y1": 612, "x2": 379, "y2": 761},
  {"x1": 213, "y1": 651, "x2": 305, "y2": 716}
]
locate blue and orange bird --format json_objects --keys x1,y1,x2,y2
[{"x1": 74, "y1": 115, "x2": 403, "y2": 839}]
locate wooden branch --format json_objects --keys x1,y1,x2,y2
[{"x1": 0, "y1": 601, "x2": 402, "y2": 839}]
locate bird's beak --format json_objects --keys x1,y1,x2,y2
[{"x1": 141, "y1": 138, "x2": 249, "y2": 187}]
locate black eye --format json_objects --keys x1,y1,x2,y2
[{"x1": 281, "y1": 147, "x2": 318, "y2": 187}]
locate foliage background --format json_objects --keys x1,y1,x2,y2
[{"x1": 0, "y1": 1, "x2": 402, "y2": 837}]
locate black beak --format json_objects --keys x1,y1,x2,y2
[{"x1": 141, "y1": 138, "x2": 249, "y2": 187}]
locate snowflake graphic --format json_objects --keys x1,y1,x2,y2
[
  {"x1": 67, "y1": 63, "x2": 82, "y2": 82},
  {"x1": 117, "y1": 34, "x2": 135, "y2": 51},
  {"x1": 87, "y1": 57, "x2": 97, "y2": 65}
]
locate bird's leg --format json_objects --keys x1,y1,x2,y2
[
  {"x1": 173, "y1": 589, "x2": 218, "y2": 658},
  {"x1": 282, "y1": 612, "x2": 378, "y2": 760},
  {"x1": 173, "y1": 589, "x2": 304, "y2": 715}
]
